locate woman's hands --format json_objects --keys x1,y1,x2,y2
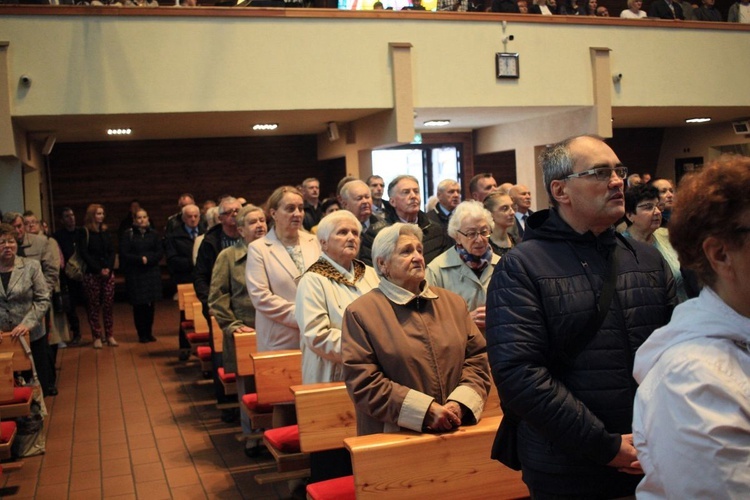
[
  {"x1": 424, "y1": 401, "x2": 463, "y2": 432},
  {"x1": 9, "y1": 324, "x2": 30, "y2": 339},
  {"x1": 469, "y1": 306, "x2": 486, "y2": 328}
]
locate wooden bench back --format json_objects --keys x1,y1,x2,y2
[
  {"x1": 250, "y1": 350, "x2": 301, "y2": 405},
  {"x1": 177, "y1": 283, "x2": 195, "y2": 312},
  {"x1": 191, "y1": 302, "x2": 209, "y2": 334},
  {"x1": 0, "y1": 332, "x2": 32, "y2": 372},
  {"x1": 183, "y1": 293, "x2": 198, "y2": 320},
  {"x1": 291, "y1": 382, "x2": 356, "y2": 453},
  {"x1": 0, "y1": 352, "x2": 15, "y2": 402},
  {"x1": 234, "y1": 331, "x2": 257, "y2": 377},
  {"x1": 210, "y1": 317, "x2": 223, "y2": 353},
  {"x1": 344, "y1": 415, "x2": 527, "y2": 499}
]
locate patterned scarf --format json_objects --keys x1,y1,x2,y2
[
  {"x1": 455, "y1": 244, "x2": 492, "y2": 274},
  {"x1": 306, "y1": 257, "x2": 366, "y2": 287}
]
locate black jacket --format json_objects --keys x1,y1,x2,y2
[
  {"x1": 648, "y1": 0, "x2": 685, "y2": 19},
  {"x1": 359, "y1": 210, "x2": 450, "y2": 267},
  {"x1": 485, "y1": 208, "x2": 676, "y2": 496},
  {"x1": 193, "y1": 224, "x2": 233, "y2": 305},
  {"x1": 426, "y1": 206, "x2": 455, "y2": 247},
  {"x1": 165, "y1": 224, "x2": 202, "y2": 285},
  {"x1": 79, "y1": 228, "x2": 115, "y2": 275},
  {"x1": 120, "y1": 227, "x2": 164, "y2": 305}
]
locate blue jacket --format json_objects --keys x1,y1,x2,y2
[{"x1": 486, "y1": 208, "x2": 676, "y2": 496}]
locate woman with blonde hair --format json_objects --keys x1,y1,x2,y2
[
  {"x1": 620, "y1": 0, "x2": 647, "y2": 18},
  {"x1": 79, "y1": 204, "x2": 117, "y2": 348}
]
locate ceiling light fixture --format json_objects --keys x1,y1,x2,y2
[
  {"x1": 253, "y1": 123, "x2": 278, "y2": 131},
  {"x1": 107, "y1": 128, "x2": 131, "y2": 135},
  {"x1": 423, "y1": 120, "x2": 451, "y2": 127},
  {"x1": 685, "y1": 117, "x2": 711, "y2": 124}
]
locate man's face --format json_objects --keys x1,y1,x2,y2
[
  {"x1": 10, "y1": 216, "x2": 25, "y2": 241},
  {"x1": 62, "y1": 210, "x2": 76, "y2": 230},
  {"x1": 702, "y1": 0, "x2": 714, "y2": 6},
  {"x1": 556, "y1": 136, "x2": 626, "y2": 233},
  {"x1": 511, "y1": 185, "x2": 532, "y2": 212},
  {"x1": 652, "y1": 179, "x2": 675, "y2": 211},
  {"x1": 178, "y1": 196, "x2": 194, "y2": 210},
  {"x1": 518, "y1": 0, "x2": 528, "y2": 12},
  {"x1": 130, "y1": 201, "x2": 141, "y2": 216},
  {"x1": 24, "y1": 215, "x2": 40, "y2": 235},
  {"x1": 390, "y1": 179, "x2": 421, "y2": 219},
  {"x1": 472, "y1": 177, "x2": 498, "y2": 202},
  {"x1": 342, "y1": 183, "x2": 373, "y2": 223},
  {"x1": 303, "y1": 181, "x2": 320, "y2": 204},
  {"x1": 218, "y1": 201, "x2": 242, "y2": 232},
  {"x1": 368, "y1": 177, "x2": 385, "y2": 202},
  {"x1": 596, "y1": 5, "x2": 609, "y2": 15},
  {"x1": 437, "y1": 183, "x2": 461, "y2": 211},
  {"x1": 182, "y1": 207, "x2": 201, "y2": 229}
]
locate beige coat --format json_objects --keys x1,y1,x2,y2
[
  {"x1": 295, "y1": 255, "x2": 379, "y2": 384},
  {"x1": 20, "y1": 233, "x2": 59, "y2": 291},
  {"x1": 209, "y1": 241, "x2": 256, "y2": 373},
  {"x1": 425, "y1": 247, "x2": 500, "y2": 312},
  {"x1": 343, "y1": 280, "x2": 491, "y2": 436},
  {"x1": 0, "y1": 257, "x2": 51, "y2": 342},
  {"x1": 245, "y1": 228, "x2": 321, "y2": 352}
]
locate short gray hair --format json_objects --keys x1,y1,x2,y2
[
  {"x1": 540, "y1": 135, "x2": 599, "y2": 207},
  {"x1": 2, "y1": 212, "x2": 22, "y2": 224},
  {"x1": 219, "y1": 196, "x2": 239, "y2": 215},
  {"x1": 436, "y1": 179, "x2": 459, "y2": 194},
  {"x1": 447, "y1": 201, "x2": 494, "y2": 239},
  {"x1": 205, "y1": 206, "x2": 220, "y2": 229},
  {"x1": 236, "y1": 204, "x2": 263, "y2": 227},
  {"x1": 340, "y1": 180, "x2": 369, "y2": 202},
  {"x1": 371, "y1": 223, "x2": 423, "y2": 278},
  {"x1": 388, "y1": 175, "x2": 420, "y2": 199},
  {"x1": 317, "y1": 210, "x2": 362, "y2": 243}
]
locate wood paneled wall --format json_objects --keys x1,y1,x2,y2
[{"x1": 48, "y1": 135, "x2": 345, "y2": 237}]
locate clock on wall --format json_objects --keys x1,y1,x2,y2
[{"x1": 496, "y1": 53, "x2": 520, "y2": 79}]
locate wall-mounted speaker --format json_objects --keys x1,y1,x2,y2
[
  {"x1": 327, "y1": 122, "x2": 340, "y2": 142},
  {"x1": 42, "y1": 135, "x2": 56, "y2": 156}
]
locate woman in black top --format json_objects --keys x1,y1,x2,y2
[
  {"x1": 79, "y1": 204, "x2": 117, "y2": 348},
  {"x1": 120, "y1": 209, "x2": 163, "y2": 343}
]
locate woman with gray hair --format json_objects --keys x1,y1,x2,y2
[
  {"x1": 343, "y1": 223, "x2": 491, "y2": 436},
  {"x1": 295, "y1": 210, "x2": 379, "y2": 482},
  {"x1": 426, "y1": 201, "x2": 500, "y2": 329},
  {"x1": 295, "y1": 210, "x2": 379, "y2": 385}
]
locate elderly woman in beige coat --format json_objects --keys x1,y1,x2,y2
[
  {"x1": 295, "y1": 210, "x2": 379, "y2": 482},
  {"x1": 343, "y1": 223, "x2": 491, "y2": 437},
  {"x1": 426, "y1": 201, "x2": 500, "y2": 330},
  {"x1": 246, "y1": 186, "x2": 321, "y2": 352},
  {"x1": 296, "y1": 210, "x2": 379, "y2": 384},
  {"x1": 209, "y1": 205, "x2": 267, "y2": 455}
]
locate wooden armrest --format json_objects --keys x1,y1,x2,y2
[
  {"x1": 0, "y1": 332, "x2": 32, "y2": 371},
  {"x1": 250, "y1": 350, "x2": 301, "y2": 405},
  {"x1": 234, "y1": 331, "x2": 257, "y2": 376},
  {"x1": 291, "y1": 382, "x2": 356, "y2": 453}
]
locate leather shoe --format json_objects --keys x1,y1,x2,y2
[
  {"x1": 46, "y1": 387, "x2": 58, "y2": 396},
  {"x1": 147, "y1": 336, "x2": 157, "y2": 342}
]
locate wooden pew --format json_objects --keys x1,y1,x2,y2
[
  {"x1": 250, "y1": 350, "x2": 309, "y2": 484},
  {"x1": 291, "y1": 382, "x2": 356, "y2": 454},
  {"x1": 235, "y1": 332, "x2": 273, "y2": 431},
  {"x1": 211, "y1": 317, "x2": 236, "y2": 396},
  {"x1": 344, "y1": 415, "x2": 528, "y2": 499},
  {"x1": 0, "y1": 333, "x2": 33, "y2": 419},
  {"x1": 177, "y1": 283, "x2": 195, "y2": 316}
]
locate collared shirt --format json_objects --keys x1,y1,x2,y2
[
  {"x1": 184, "y1": 224, "x2": 199, "y2": 239},
  {"x1": 378, "y1": 277, "x2": 438, "y2": 306},
  {"x1": 437, "y1": 204, "x2": 453, "y2": 219},
  {"x1": 515, "y1": 211, "x2": 530, "y2": 230}
]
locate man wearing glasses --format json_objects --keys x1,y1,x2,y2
[{"x1": 486, "y1": 135, "x2": 677, "y2": 499}]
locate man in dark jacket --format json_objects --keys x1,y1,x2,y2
[
  {"x1": 359, "y1": 175, "x2": 449, "y2": 266},
  {"x1": 486, "y1": 135, "x2": 677, "y2": 498},
  {"x1": 193, "y1": 196, "x2": 242, "y2": 420}
]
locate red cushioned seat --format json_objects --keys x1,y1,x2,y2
[
  {"x1": 264, "y1": 425, "x2": 301, "y2": 453},
  {"x1": 186, "y1": 332, "x2": 210, "y2": 343},
  {"x1": 217, "y1": 368, "x2": 236, "y2": 383},
  {"x1": 306, "y1": 475, "x2": 356, "y2": 500},
  {"x1": 181, "y1": 320, "x2": 194, "y2": 330},
  {"x1": 241, "y1": 393, "x2": 273, "y2": 413},
  {"x1": 196, "y1": 346, "x2": 212, "y2": 361},
  {"x1": 0, "y1": 422, "x2": 17, "y2": 444},
  {"x1": 0, "y1": 386, "x2": 33, "y2": 405}
]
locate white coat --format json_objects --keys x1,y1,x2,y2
[{"x1": 245, "y1": 228, "x2": 320, "y2": 352}]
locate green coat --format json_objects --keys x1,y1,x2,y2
[{"x1": 208, "y1": 241, "x2": 256, "y2": 373}]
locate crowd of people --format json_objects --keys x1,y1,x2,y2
[{"x1": 1, "y1": 136, "x2": 747, "y2": 496}]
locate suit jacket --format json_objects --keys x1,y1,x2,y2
[
  {"x1": 648, "y1": 0, "x2": 685, "y2": 19},
  {"x1": 512, "y1": 210, "x2": 533, "y2": 242},
  {"x1": 0, "y1": 257, "x2": 50, "y2": 342},
  {"x1": 19, "y1": 232, "x2": 59, "y2": 291},
  {"x1": 245, "y1": 227, "x2": 321, "y2": 351}
]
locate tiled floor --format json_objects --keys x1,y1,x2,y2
[{"x1": 0, "y1": 299, "x2": 294, "y2": 499}]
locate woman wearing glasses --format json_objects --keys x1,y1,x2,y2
[
  {"x1": 623, "y1": 184, "x2": 689, "y2": 302},
  {"x1": 426, "y1": 201, "x2": 500, "y2": 330}
]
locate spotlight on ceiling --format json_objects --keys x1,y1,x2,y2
[
  {"x1": 423, "y1": 120, "x2": 451, "y2": 127},
  {"x1": 253, "y1": 123, "x2": 278, "y2": 131}
]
